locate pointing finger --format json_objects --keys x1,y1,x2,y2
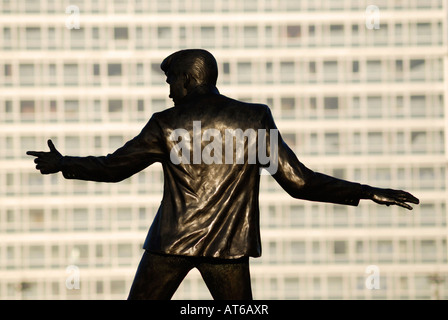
[
  {"x1": 408, "y1": 195, "x2": 420, "y2": 204},
  {"x1": 395, "y1": 200, "x2": 413, "y2": 211},
  {"x1": 26, "y1": 151, "x2": 44, "y2": 157}
]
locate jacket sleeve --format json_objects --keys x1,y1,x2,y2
[
  {"x1": 59, "y1": 114, "x2": 165, "y2": 183},
  {"x1": 262, "y1": 106, "x2": 364, "y2": 206}
]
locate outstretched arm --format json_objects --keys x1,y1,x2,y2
[
  {"x1": 26, "y1": 115, "x2": 165, "y2": 183},
  {"x1": 273, "y1": 141, "x2": 419, "y2": 210},
  {"x1": 262, "y1": 106, "x2": 419, "y2": 210}
]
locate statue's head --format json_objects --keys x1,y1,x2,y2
[{"x1": 161, "y1": 49, "x2": 218, "y2": 104}]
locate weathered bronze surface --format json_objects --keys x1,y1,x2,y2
[{"x1": 27, "y1": 49, "x2": 419, "y2": 299}]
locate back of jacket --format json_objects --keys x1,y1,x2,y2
[
  {"x1": 145, "y1": 92, "x2": 269, "y2": 258},
  {"x1": 60, "y1": 89, "x2": 363, "y2": 259}
]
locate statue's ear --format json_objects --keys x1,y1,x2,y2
[{"x1": 183, "y1": 73, "x2": 191, "y2": 89}]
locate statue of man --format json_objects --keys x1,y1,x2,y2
[{"x1": 27, "y1": 49, "x2": 419, "y2": 300}]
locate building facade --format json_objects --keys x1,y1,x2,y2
[{"x1": 0, "y1": 0, "x2": 447, "y2": 299}]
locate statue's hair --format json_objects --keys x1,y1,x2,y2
[{"x1": 160, "y1": 49, "x2": 218, "y2": 86}]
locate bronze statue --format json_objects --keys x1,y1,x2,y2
[{"x1": 27, "y1": 49, "x2": 419, "y2": 300}]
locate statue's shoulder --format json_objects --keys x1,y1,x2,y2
[{"x1": 218, "y1": 94, "x2": 270, "y2": 113}]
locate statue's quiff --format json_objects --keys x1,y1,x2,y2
[{"x1": 160, "y1": 49, "x2": 218, "y2": 86}]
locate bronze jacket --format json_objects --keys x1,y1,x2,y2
[{"x1": 59, "y1": 86, "x2": 364, "y2": 259}]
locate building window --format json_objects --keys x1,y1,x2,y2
[
  {"x1": 284, "y1": 277, "x2": 299, "y2": 298},
  {"x1": 410, "y1": 95, "x2": 426, "y2": 117},
  {"x1": 70, "y1": 29, "x2": 85, "y2": 49},
  {"x1": 4, "y1": 100, "x2": 13, "y2": 114},
  {"x1": 291, "y1": 241, "x2": 306, "y2": 263},
  {"x1": 265, "y1": 62, "x2": 273, "y2": 83},
  {"x1": 286, "y1": 25, "x2": 301, "y2": 46},
  {"x1": 200, "y1": 26, "x2": 215, "y2": 47},
  {"x1": 64, "y1": 64, "x2": 78, "y2": 86},
  {"x1": 287, "y1": 25, "x2": 301, "y2": 38},
  {"x1": 420, "y1": 240, "x2": 437, "y2": 262},
  {"x1": 151, "y1": 99, "x2": 166, "y2": 113},
  {"x1": 137, "y1": 99, "x2": 144, "y2": 112},
  {"x1": 20, "y1": 100, "x2": 35, "y2": 120},
  {"x1": 373, "y1": 24, "x2": 388, "y2": 46},
  {"x1": 419, "y1": 167, "x2": 435, "y2": 190},
  {"x1": 395, "y1": 59, "x2": 403, "y2": 81},
  {"x1": 92, "y1": 27, "x2": 100, "y2": 50},
  {"x1": 65, "y1": 136, "x2": 80, "y2": 154},
  {"x1": 20, "y1": 64, "x2": 34, "y2": 86},
  {"x1": 410, "y1": 59, "x2": 425, "y2": 81},
  {"x1": 324, "y1": 96, "x2": 339, "y2": 118},
  {"x1": 280, "y1": 97, "x2": 295, "y2": 118},
  {"x1": 416, "y1": 23, "x2": 432, "y2": 45},
  {"x1": 309, "y1": 61, "x2": 316, "y2": 74},
  {"x1": 328, "y1": 276, "x2": 343, "y2": 298},
  {"x1": 25, "y1": 0, "x2": 40, "y2": 13},
  {"x1": 367, "y1": 132, "x2": 383, "y2": 154},
  {"x1": 48, "y1": 64, "x2": 56, "y2": 85},
  {"x1": 157, "y1": 27, "x2": 172, "y2": 48},
  {"x1": 367, "y1": 96, "x2": 382, "y2": 118},
  {"x1": 366, "y1": 60, "x2": 382, "y2": 82},
  {"x1": 352, "y1": 61, "x2": 359, "y2": 73},
  {"x1": 200, "y1": 0, "x2": 214, "y2": 12},
  {"x1": 329, "y1": 24, "x2": 344, "y2": 46},
  {"x1": 411, "y1": 131, "x2": 427, "y2": 154},
  {"x1": 114, "y1": 27, "x2": 129, "y2": 40},
  {"x1": 283, "y1": 0, "x2": 301, "y2": 10},
  {"x1": 333, "y1": 241, "x2": 347, "y2": 255},
  {"x1": 283, "y1": 133, "x2": 296, "y2": 149},
  {"x1": 3, "y1": 26, "x2": 11, "y2": 50},
  {"x1": 280, "y1": 61, "x2": 295, "y2": 83},
  {"x1": 109, "y1": 136, "x2": 124, "y2": 150},
  {"x1": 420, "y1": 204, "x2": 436, "y2": 226},
  {"x1": 377, "y1": 240, "x2": 393, "y2": 262},
  {"x1": 290, "y1": 205, "x2": 305, "y2": 227},
  {"x1": 4, "y1": 64, "x2": 12, "y2": 77},
  {"x1": 325, "y1": 132, "x2": 339, "y2": 155},
  {"x1": 323, "y1": 61, "x2": 338, "y2": 82},
  {"x1": 93, "y1": 64, "x2": 100, "y2": 76},
  {"x1": 108, "y1": 99, "x2": 123, "y2": 113},
  {"x1": 135, "y1": 63, "x2": 144, "y2": 85},
  {"x1": 117, "y1": 243, "x2": 132, "y2": 259},
  {"x1": 29, "y1": 209, "x2": 44, "y2": 231},
  {"x1": 64, "y1": 100, "x2": 79, "y2": 122},
  {"x1": 108, "y1": 63, "x2": 122, "y2": 76},
  {"x1": 151, "y1": 63, "x2": 164, "y2": 85},
  {"x1": 244, "y1": 26, "x2": 258, "y2": 48},
  {"x1": 156, "y1": 0, "x2": 171, "y2": 12},
  {"x1": 237, "y1": 62, "x2": 252, "y2": 84}
]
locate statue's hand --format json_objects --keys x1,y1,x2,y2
[
  {"x1": 26, "y1": 139, "x2": 63, "y2": 174},
  {"x1": 364, "y1": 185, "x2": 420, "y2": 210}
]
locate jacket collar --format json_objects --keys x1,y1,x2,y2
[{"x1": 175, "y1": 84, "x2": 220, "y2": 106}]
